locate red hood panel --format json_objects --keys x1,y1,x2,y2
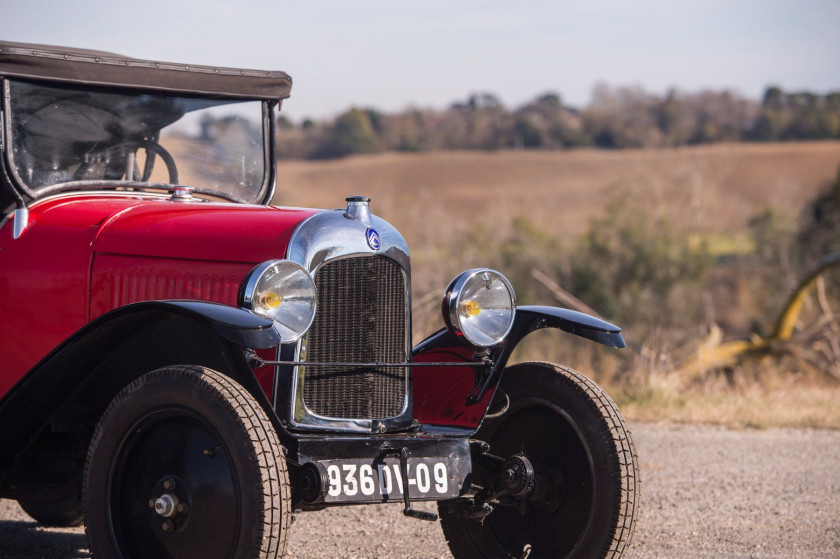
[{"x1": 94, "y1": 202, "x2": 320, "y2": 263}]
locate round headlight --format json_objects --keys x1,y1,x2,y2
[
  {"x1": 240, "y1": 260, "x2": 316, "y2": 342},
  {"x1": 443, "y1": 269, "x2": 516, "y2": 347}
]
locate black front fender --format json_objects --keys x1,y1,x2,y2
[
  {"x1": 413, "y1": 304, "x2": 624, "y2": 367},
  {"x1": 508, "y1": 305, "x2": 625, "y2": 349},
  {"x1": 131, "y1": 300, "x2": 284, "y2": 348},
  {"x1": 0, "y1": 300, "x2": 281, "y2": 479},
  {"x1": 411, "y1": 305, "x2": 624, "y2": 433}
]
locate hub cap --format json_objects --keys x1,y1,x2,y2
[{"x1": 110, "y1": 411, "x2": 240, "y2": 558}]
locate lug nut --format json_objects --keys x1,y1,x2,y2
[
  {"x1": 161, "y1": 521, "x2": 174, "y2": 532},
  {"x1": 148, "y1": 499, "x2": 155, "y2": 508},
  {"x1": 163, "y1": 479, "x2": 175, "y2": 490},
  {"x1": 176, "y1": 503, "x2": 189, "y2": 514}
]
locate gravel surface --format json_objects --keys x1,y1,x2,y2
[{"x1": 1, "y1": 423, "x2": 838, "y2": 558}]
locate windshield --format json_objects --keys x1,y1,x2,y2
[{"x1": 5, "y1": 80, "x2": 269, "y2": 203}]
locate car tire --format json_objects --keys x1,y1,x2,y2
[
  {"x1": 18, "y1": 492, "x2": 84, "y2": 527},
  {"x1": 84, "y1": 365, "x2": 290, "y2": 559},
  {"x1": 439, "y1": 362, "x2": 640, "y2": 559}
]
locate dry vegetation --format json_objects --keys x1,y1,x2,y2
[{"x1": 275, "y1": 142, "x2": 840, "y2": 429}]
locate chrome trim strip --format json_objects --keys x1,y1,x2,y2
[
  {"x1": 284, "y1": 208, "x2": 412, "y2": 433},
  {"x1": 11, "y1": 207, "x2": 27, "y2": 239},
  {"x1": 263, "y1": 360, "x2": 488, "y2": 368}
]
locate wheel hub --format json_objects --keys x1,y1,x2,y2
[
  {"x1": 148, "y1": 477, "x2": 191, "y2": 532},
  {"x1": 500, "y1": 454, "x2": 536, "y2": 498},
  {"x1": 154, "y1": 494, "x2": 179, "y2": 517}
]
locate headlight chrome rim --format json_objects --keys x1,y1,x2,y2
[
  {"x1": 240, "y1": 259, "x2": 317, "y2": 343},
  {"x1": 443, "y1": 268, "x2": 516, "y2": 347}
]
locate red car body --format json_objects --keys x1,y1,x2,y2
[{"x1": 0, "y1": 42, "x2": 637, "y2": 559}]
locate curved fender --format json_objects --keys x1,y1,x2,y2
[
  {"x1": 509, "y1": 305, "x2": 625, "y2": 349},
  {"x1": 0, "y1": 300, "x2": 280, "y2": 477},
  {"x1": 1, "y1": 299, "x2": 281, "y2": 408},
  {"x1": 412, "y1": 305, "x2": 624, "y2": 433},
  {"x1": 127, "y1": 300, "x2": 284, "y2": 348}
]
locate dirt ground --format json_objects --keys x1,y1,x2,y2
[{"x1": 1, "y1": 422, "x2": 838, "y2": 558}]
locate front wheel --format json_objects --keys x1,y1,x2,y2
[
  {"x1": 439, "y1": 362, "x2": 640, "y2": 559},
  {"x1": 84, "y1": 365, "x2": 290, "y2": 559}
]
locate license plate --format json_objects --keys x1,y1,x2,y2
[{"x1": 319, "y1": 457, "x2": 462, "y2": 503}]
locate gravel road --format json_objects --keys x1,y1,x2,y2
[{"x1": 1, "y1": 423, "x2": 838, "y2": 558}]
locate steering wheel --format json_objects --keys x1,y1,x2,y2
[{"x1": 73, "y1": 140, "x2": 179, "y2": 185}]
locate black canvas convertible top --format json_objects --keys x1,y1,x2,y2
[{"x1": 0, "y1": 41, "x2": 292, "y2": 100}]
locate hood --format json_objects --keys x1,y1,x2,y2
[{"x1": 94, "y1": 200, "x2": 320, "y2": 263}]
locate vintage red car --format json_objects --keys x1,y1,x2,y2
[{"x1": 0, "y1": 42, "x2": 639, "y2": 559}]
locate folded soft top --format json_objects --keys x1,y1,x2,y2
[{"x1": 0, "y1": 41, "x2": 292, "y2": 100}]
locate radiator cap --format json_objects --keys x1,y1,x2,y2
[{"x1": 344, "y1": 195, "x2": 371, "y2": 225}]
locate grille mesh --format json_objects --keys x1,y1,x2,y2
[{"x1": 301, "y1": 256, "x2": 407, "y2": 419}]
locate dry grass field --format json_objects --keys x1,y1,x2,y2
[
  {"x1": 275, "y1": 141, "x2": 840, "y2": 238},
  {"x1": 275, "y1": 142, "x2": 840, "y2": 429}
]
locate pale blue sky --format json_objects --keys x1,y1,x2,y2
[{"x1": 1, "y1": 0, "x2": 837, "y2": 121}]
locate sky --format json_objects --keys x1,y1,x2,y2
[{"x1": 1, "y1": 0, "x2": 838, "y2": 121}]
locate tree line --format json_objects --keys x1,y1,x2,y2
[{"x1": 274, "y1": 84, "x2": 840, "y2": 159}]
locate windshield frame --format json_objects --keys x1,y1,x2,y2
[{"x1": 0, "y1": 78, "x2": 277, "y2": 206}]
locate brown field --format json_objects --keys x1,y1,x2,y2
[
  {"x1": 276, "y1": 141, "x2": 840, "y2": 238},
  {"x1": 276, "y1": 142, "x2": 840, "y2": 302},
  {"x1": 275, "y1": 142, "x2": 840, "y2": 429}
]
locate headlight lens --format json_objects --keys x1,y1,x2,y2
[
  {"x1": 443, "y1": 268, "x2": 515, "y2": 347},
  {"x1": 240, "y1": 260, "x2": 316, "y2": 342}
]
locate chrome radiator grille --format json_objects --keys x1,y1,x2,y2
[{"x1": 301, "y1": 256, "x2": 407, "y2": 420}]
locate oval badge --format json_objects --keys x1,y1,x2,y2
[{"x1": 366, "y1": 228, "x2": 381, "y2": 251}]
